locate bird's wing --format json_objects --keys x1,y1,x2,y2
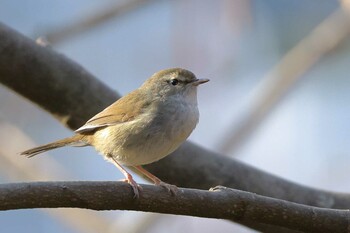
[{"x1": 75, "y1": 89, "x2": 151, "y2": 133}]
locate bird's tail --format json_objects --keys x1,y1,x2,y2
[{"x1": 20, "y1": 134, "x2": 88, "y2": 158}]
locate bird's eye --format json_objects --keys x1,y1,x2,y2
[{"x1": 170, "y1": 79, "x2": 179, "y2": 86}]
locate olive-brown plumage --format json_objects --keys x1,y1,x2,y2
[{"x1": 21, "y1": 68, "x2": 209, "y2": 198}]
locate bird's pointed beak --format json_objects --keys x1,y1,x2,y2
[{"x1": 192, "y1": 78, "x2": 210, "y2": 86}]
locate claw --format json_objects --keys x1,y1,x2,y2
[
  {"x1": 110, "y1": 158, "x2": 143, "y2": 199},
  {"x1": 158, "y1": 181, "x2": 178, "y2": 195},
  {"x1": 122, "y1": 176, "x2": 143, "y2": 199}
]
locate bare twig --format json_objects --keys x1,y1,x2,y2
[
  {"x1": 219, "y1": 6, "x2": 350, "y2": 154},
  {"x1": 0, "y1": 182, "x2": 349, "y2": 233},
  {"x1": 44, "y1": 0, "x2": 157, "y2": 44}
]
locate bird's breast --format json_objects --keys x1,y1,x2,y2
[
  {"x1": 126, "y1": 100, "x2": 199, "y2": 165},
  {"x1": 93, "y1": 98, "x2": 199, "y2": 166}
]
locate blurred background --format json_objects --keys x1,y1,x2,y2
[{"x1": 0, "y1": 0, "x2": 350, "y2": 232}]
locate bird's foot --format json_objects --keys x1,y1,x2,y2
[
  {"x1": 133, "y1": 165, "x2": 178, "y2": 195},
  {"x1": 156, "y1": 181, "x2": 178, "y2": 195},
  {"x1": 122, "y1": 176, "x2": 143, "y2": 199}
]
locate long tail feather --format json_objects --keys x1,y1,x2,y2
[{"x1": 20, "y1": 135, "x2": 87, "y2": 158}]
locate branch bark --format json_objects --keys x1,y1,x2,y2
[
  {"x1": 1, "y1": 182, "x2": 349, "y2": 233},
  {"x1": 1, "y1": 22, "x2": 350, "y2": 232},
  {"x1": 0, "y1": 22, "x2": 118, "y2": 129}
]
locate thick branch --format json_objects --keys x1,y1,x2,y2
[
  {"x1": 0, "y1": 22, "x2": 118, "y2": 129},
  {"x1": 0, "y1": 182, "x2": 349, "y2": 233}
]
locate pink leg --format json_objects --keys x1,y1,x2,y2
[
  {"x1": 110, "y1": 157, "x2": 142, "y2": 198},
  {"x1": 134, "y1": 165, "x2": 178, "y2": 195}
]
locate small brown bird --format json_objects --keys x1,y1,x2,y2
[{"x1": 21, "y1": 68, "x2": 209, "y2": 198}]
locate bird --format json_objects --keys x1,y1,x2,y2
[{"x1": 21, "y1": 68, "x2": 209, "y2": 198}]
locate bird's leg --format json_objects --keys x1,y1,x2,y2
[
  {"x1": 134, "y1": 165, "x2": 178, "y2": 195},
  {"x1": 110, "y1": 157, "x2": 142, "y2": 198}
]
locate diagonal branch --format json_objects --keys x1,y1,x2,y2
[
  {"x1": 44, "y1": 0, "x2": 158, "y2": 44},
  {"x1": 0, "y1": 182, "x2": 349, "y2": 233},
  {"x1": 0, "y1": 22, "x2": 118, "y2": 129},
  {"x1": 219, "y1": 7, "x2": 350, "y2": 154}
]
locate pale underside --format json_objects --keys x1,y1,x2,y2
[{"x1": 75, "y1": 89, "x2": 199, "y2": 166}]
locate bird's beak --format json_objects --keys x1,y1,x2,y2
[{"x1": 192, "y1": 78, "x2": 210, "y2": 86}]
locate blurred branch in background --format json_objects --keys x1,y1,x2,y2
[
  {"x1": 218, "y1": 4, "x2": 350, "y2": 154},
  {"x1": 0, "y1": 22, "x2": 118, "y2": 130},
  {"x1": 42, "y1": 0, "x2": 157, "y2": 45}
]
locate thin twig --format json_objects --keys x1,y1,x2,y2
[
  {"x1": 44, "y1": 0, "x2": 157, "y2": 44},
  {"x1": 218, "y1": 7, "x2": 350, "y2": 154}
]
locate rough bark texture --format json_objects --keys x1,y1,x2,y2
[{"x1": 0, "y1": 182, "x2": 349, "y2": 233}]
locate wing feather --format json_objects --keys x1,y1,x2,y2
[{"x1": 75, "y1": 89, "x2": 151, "y2": 133}]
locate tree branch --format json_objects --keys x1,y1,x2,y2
[
  {"x1": 0, "y1": 22, "x2": 118, "y2": 129},
  {"x1": 0, "y1": 182, "x2": 349, "y2": 233},
  {"x1": 218, "y1": 7, "x2": 350, "y2": 154},
  {"x1": 44, "y1": 0, "x2": 158, "y2": 44}
]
